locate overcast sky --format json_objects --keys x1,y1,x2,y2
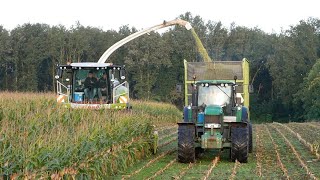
[{"x1": 0, "y1": 0, "x2": 319, "y2": 34}]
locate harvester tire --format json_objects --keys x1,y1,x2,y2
[
  {"x1": 249, "y1": 123, "x2": 253, "y2": 153},
  {"x1": 177, "y1": 124, "x2": 195, "y2": 163},
  {"x1": 231, "y1": 126, "x2": 249, "y2": 163}
]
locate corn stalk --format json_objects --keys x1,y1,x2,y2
[
  {"x1": 146, "y1": 159, "x2": 176, "y2": 180},
  {"x1": 255, "y1": 126, "x2": 262, "y2": 177},
  {"x1": 229, "y1": 160, "x2": 241, "y2": 180},
  {"x1": 202, "y1": 155, "x2": 220, "y2": 180},
  {"x1": 264, "y1": 125, "x2": 290, "y2": 180},
  {"x1": 272, "y1": 124, "x2": 318, "y2": 180},
  {"x1": 274, "y1": 122, "x2": 320, "y2": 160}
]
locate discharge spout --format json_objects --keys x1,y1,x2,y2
[{"x1": 97, "y1": 19, "x2": 192, "y2": 63}]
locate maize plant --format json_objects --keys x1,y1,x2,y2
[{"x1": 0, "y1": 92, "x2": 180, "y2": 178}]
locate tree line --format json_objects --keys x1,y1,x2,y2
[{"x1": 0, "y1": 12, "x2": 320, "y2": 122}]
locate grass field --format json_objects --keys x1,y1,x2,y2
[{"x1": 1, "y1": 92, "x2": 320, "y2": 179}]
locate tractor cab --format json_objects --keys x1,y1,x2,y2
[
  {"x1": 55, "y1": 62, "x2": 130, "y2": 109},
  {"x1": 195, "y1": 80, "x2": 237, "y2": 116}
]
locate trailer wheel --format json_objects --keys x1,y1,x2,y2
[
  {"x1": 249, "y1": 123, "x2": 253, "y2": 153},
  {"x1": 231, "y1": 126, "x2": 249, "y2": 163},
  {"x1": 177, "y1": 123, "x2": 195, "y2": 163}
]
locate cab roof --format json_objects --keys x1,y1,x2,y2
[
  {"x1": 196, "y1": 80, "x2": 234, "y2": 85},
  {"x1": 70, "y1": 62, "x2": 113, "y2": 67},
  {"x1": 58, "y1": 62, "x2": 122, "y2": 69}
]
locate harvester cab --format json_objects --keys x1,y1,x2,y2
[
  {"x1": 178, "y1": 59, "x2": 253, "y2": 163},
  {"x1": 55, "y1": 62, "x2": 129, "y2": 109}
]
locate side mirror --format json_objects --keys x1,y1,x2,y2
[
  {"x1": 120, "y1": 67, "x2": 126, "y2": 80},
  {"x1": 111, "y1": 69, "x2": 115, "y2": 82},
  {"x1": 176, "y1": 84, "x2": 182, "y2": 93},
  {"x1": 249, "y1": 85, "x2": 254, "y2": 93},
  {"x1": 56, "y1": 67, "x2": 63, "y2": 79}
]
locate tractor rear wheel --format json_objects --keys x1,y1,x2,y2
[
  {"x1": 177, "y1": 123, "x2": 195, "y2": 163},
  {"x1": 249, "y1": 123, "x2": 253, "y2": 153},
  {"x1": 231, "y1": 125, "x2": 249, "y2": 163}
]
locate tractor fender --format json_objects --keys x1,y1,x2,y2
[
  {"x1": 229, "y1": 121, "x2": 248, "y2": 128},
  {"x1": 178, "y1": 122, "x2": 195, "y2": 126}
]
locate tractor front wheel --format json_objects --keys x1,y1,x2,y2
[
  {"x1": 231, "y1": 125, "x2": 249, "y2": 163},
  {"x1": 177, "y1": 123, "x2": 195, "y2": 163}
]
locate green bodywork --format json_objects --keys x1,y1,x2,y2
[
  {"x1": 205, "y1": 105, "x2": 223, "y2": 115},
  {"x1": 201, "y1": 131, "x2": 223, "y2": 149}
]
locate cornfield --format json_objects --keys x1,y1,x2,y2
[
  {"x1": 0, "y1": 92, "x2": 180, "y2": 179},
  {"x1": 1, "y1": 92, "x2": 320, "y2": 179}
]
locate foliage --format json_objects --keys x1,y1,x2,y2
[{"x1": 297, "y1": 59, "x2": 320, "y2": 120}]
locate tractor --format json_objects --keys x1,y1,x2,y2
[{"x1": 178, "y1": 59, "x2": 253, "y2": 163}]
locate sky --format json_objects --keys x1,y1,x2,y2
[{"x1": 0, "y1": 0, "x2": 319, "y2": 34}]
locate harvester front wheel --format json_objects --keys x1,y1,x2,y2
[
  {"x1": 231, "y1": 126, "x2": 249, "y2": 163},
  {"x1": 177, "y1": 123, "x2": 195, "y2": 163}
]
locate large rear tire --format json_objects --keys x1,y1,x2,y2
[
  {"x1": 177, "y1": 123, "x2": 195, "y2": 163},
  {"x1": 249, "y1": 123, "x2": 253, "y2": 153},
  {"x1": 231, "y1": 126, "x2": 249, "y2": 163}
]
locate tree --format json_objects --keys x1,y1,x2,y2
[
  {"x1": 299, "y1": 59, "x2": 320, "y2": 120},
  {"x1": 10, "y1": 23, "x2": 52, "y2": 91},
  {"x1": 0, "y1": 26, "x2": 12, "y2": 90},
  {"x1": 206, "y1": 21, "x2": 228, "y2": 60},
  {"x1": 124, "y1": 32, "x2": 171, "y2": 100},
  {"x1": 268, "y1": 18, "x2": 320, "y2": 119}
]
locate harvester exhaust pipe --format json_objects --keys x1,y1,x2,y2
[{"x1": 97, "y1": 19, "x2": 192, "y2": 64}]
